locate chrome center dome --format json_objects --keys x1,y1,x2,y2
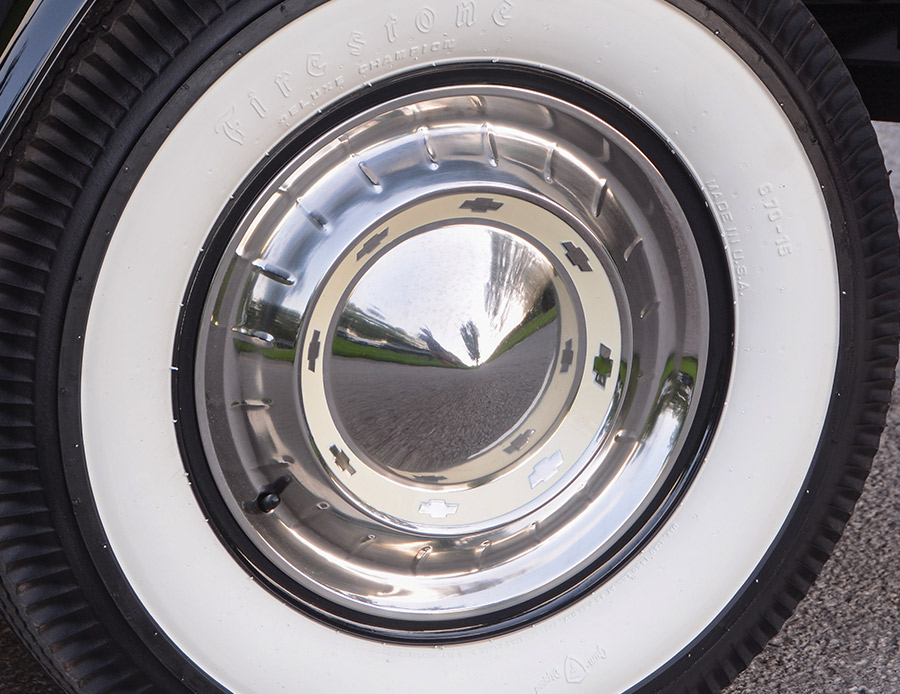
[{"x1": 328, "y1": 225, "x2": 562, "y2": 484}]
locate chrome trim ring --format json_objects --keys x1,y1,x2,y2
[{"x1": 193, "y1": 83, "x2": 714, "y2": 627}]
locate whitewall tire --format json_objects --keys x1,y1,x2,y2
[{"x1": 0, "y1": 1, "x2": 896, "y2": 693}]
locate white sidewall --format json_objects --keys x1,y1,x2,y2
[{"x1": 81, "y1": 1, "x2": 839, "y2": 693}]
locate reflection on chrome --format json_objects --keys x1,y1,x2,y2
[
  {"x1": 335, "y1": 227, "x2": 557, "y2": 369},
  {"x1": 329, "y1": 226, "x2": 560, "y2": 478}
]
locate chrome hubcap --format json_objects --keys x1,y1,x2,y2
[
  {"x1": 307, "y1": 192, "x2": 620, "y2": 533},
  {"x1": 330, "y1": 225, "x2": 563, "y2": 482},
  {"x1": 194, "y1": 82, "x2": 713, "y2": 626}
]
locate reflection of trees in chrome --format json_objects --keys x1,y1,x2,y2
[
  {"x1": 238, "y1": 297, "x2": 302, "y2": 348},
  {"x1": 484, "y1": 233, "x2": 549, "y2": 334},
  {"x1": 639, "y1": 355, "x2": 698, "y2": 451},
  {"x1": 338, "y1": 301, "x2": 421, "y2": 351},
  {"x1": 460, "y1": 320, "x2": 481, "y2": 365},
  {"x1": 418, "y1": 327, "x2": 465, "y2": 367},
  {"x1": 480, "y1": 232, "x2": 558, "y2": 362},
  {"x1": 334, "y1": 302, "x2": 461, "y2": 367},
  {"x1": 334, "y1": 232, "x2": 559, "y2": 368}
]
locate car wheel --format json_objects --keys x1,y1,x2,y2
[{"x1": 0, "y1": 0, "x2": 897, "y2": 692}]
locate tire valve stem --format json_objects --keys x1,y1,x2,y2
[
  {"x1": 257, "y1": 492, "x2": 281, "y2": 513},
  {"x1": 254, "y1": 475, "x2": 292, "y2": 513}
]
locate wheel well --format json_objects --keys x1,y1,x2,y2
[{"x1": 805, "y1": 0, "x2": 900, "y2": 122}]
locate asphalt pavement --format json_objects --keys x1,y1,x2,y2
[{"x1": 2, "y1": 124, "x2": 899, "y2": 694}]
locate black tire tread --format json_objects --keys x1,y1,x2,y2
[{"x1": 0, "y1": 1, "x2": 259, "y2": 692}]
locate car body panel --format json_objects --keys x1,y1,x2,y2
[{"x1": 0, "y1": 0, "x2": 93, "y2": 155}]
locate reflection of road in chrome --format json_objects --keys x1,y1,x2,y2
[
  {"x1": 328, "y1": 322, "x2": 558, "y2": 478},
  {"x1": 326, "y1": 225, "x2": 565, "y2": 481}
]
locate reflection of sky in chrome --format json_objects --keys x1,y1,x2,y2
[{"x1": 344, "y1": 226, "x2": 556, "y2": 367}]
